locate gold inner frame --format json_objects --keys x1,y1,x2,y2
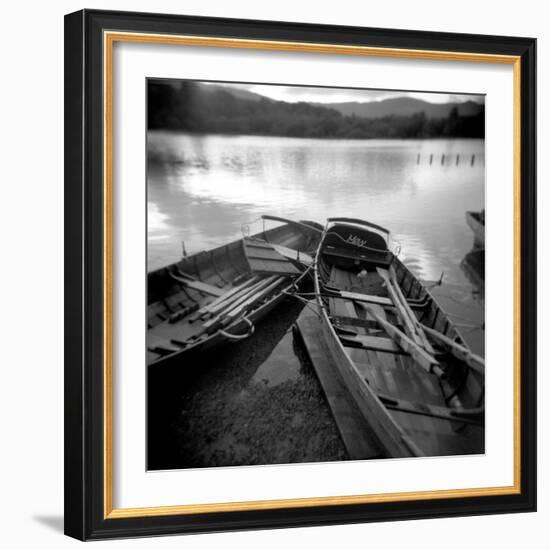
[{"x1": 103, "y1": 30, "x2": 522, "y2": 519}]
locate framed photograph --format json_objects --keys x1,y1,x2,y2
[{"x1": 64, "y1": 9, "x2": 536, "y2": 540}]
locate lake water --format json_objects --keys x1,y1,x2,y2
[
  {"x1": 147, "y1": 131, "x2": 486, "y2": 468},
  {"x1": 147, "y1": 131, "x2": 485, "y2": 354}
]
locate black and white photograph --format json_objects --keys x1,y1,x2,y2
[
  {"x1": 146, "y1": 79, "x2": 486, "y2": 470},
  {"x1": 147, "y1": 79, "x2": 485, "y2": 470}
]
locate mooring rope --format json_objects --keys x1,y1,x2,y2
[{"x1": 282, "y1": 289, "x2": 323, "y2": 320}]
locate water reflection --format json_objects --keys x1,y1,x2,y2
[{"x1": 251, "y1": 331, "x2": 303, "y2": 387}]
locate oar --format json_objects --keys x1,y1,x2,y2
[
  {"x1": 173, "y1": 276, "x2": 285, "y2": 346},
  {"x1": 205, "y1": 276, "x2": 276, "y2": 319},
  {"x1": 195, "y1": 276, "x2": 260, "y2": 316},
  {"x1": 194, "y1": 277, "x2": 286, "y2": 340},
  {"x1": 422, "y1": 325, "x2": 485, "y2": 375},
  {"x1": 202, "y1": 276, "x2": 278, "y2": 331},
  {"x1": 321, "y1": 285, "x2": 430, "y2": 310},
  {"x1": 386, "y1": 266, "x2": 435, "y2": 354},
  {"x1": 222, "y1": 276, "x2": 286, "y2": 321},
  {"x1": 358, "y1": 302, "x2": 445, "y2": 379},
  {"x1": 200, "y1": 276, "x2": 267, "y2": 318},
  {"x1": 376, "y1": 267, "x2": 423, "y2": 348}
]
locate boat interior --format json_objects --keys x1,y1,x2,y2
[
  {"x1": 317, "y1": 220, "x2": 485, "y2": 456},
  {"x1": 147, "y1": 219, "x2": 321, "y2": 365}
]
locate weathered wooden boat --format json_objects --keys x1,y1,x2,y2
[
  {"x1": 313, "y1": 218, "x2": 485, "y2": 458},
  {"x1": 147, "y1": 215, "x2": 323, "y2": 366},
  {"x1": 466, "y1": 210, "x2": 485, "y2": 248}
]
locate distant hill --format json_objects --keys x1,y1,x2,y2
[
  {"x1": 198, "y1": 83, "x2": 268, "y2": 103},
  {"x1": 313, "y1": 97, "x2": 484, "y2": 119},
  {"x1": 148, "y1": 80, "x2": 484, "y2": 139},
  {"x1": 199, "y1": 84, "x2": 483, "y2": 120}
]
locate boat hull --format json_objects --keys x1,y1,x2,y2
[
  {"x1": 314, "y1": 220, "x2": 484, "y2": 458},
  {"x1": 466, "y1": 211, "x2": 485, "y2": 248},
  {"x1": 147, "y1": 220, "x2": 322, "y2": 366}
]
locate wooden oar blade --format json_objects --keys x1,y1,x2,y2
[{"x1": 358, "y1": 302, "x2": 445, "y2": 379}]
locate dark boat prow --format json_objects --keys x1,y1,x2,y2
[
  {"x1": 466, "y1": 210, "x2": 485, "y2": 248},
  {"x1": 462, "y1": 247, "x2": 485, "y2": 298}
]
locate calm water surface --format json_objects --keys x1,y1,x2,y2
[{"x1": 147, "y1": 132, "x2": 485, "y2": 357}]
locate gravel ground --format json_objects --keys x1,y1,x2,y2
[{"x1": 147, "y1": 299, "x2": 349, "y2": 470}]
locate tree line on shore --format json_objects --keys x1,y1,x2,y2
[{"x1": 148, "y1": 81, "x2": 484, "y2": 139}]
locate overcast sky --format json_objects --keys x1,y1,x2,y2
[{"x1": 203, "y1": 81, "x2": 484, "y2": 105}]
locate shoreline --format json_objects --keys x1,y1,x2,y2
[{"x1": 147, "y1": 298, "x2": 349, "y2": 470}]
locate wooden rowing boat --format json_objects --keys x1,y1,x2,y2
[
  {"x1": 466, "y1": 210, "x2": 485, "y2": 248},
  {"x1": 147, "y1": 216, "x2": 323, "y2": 366},
  {"x1": 313, "y1": 217, "x2": 485, "y2": 458}
]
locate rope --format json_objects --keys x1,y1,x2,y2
[
  {"x1": 219, "y1": 317, "x2": 255, "y2": 340},
  {"x1": 282, "y1": 290, "x2": 323, "y2": 320},
  {"x1": 290, "y1": 288, "x2": 485, "y2": 333}
]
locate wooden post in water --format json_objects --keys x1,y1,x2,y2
[
  {"x1": 429, "y1": 153, "x2": 433, "y2": 165},
  {"x1": 441, "y1": 154, "x2": 445, "y2": 165},
  {"x1": 417, "y1": 153, "x2": 421, "y2": 165},
  {"x1": 456, "y1": 154, "x2": 460, "y2": 165},
  {"x1": 471, "y1": 154, "x2": 475, "y2": 166}
]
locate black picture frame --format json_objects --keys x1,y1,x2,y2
[{"x1": 64, "y1": 9, "x2": 536, "y2": 541}]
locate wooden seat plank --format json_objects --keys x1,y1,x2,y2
[
  {"x1": 357, "y1": 303, "x2": 444, "y2": 378},
  {"x1": 328, "y1": 297, "x2": 374, "y2": 380},
  {"x1": 170, "y1": 272, "x2": 225, "y2": 297},
  {"x1": 340, "y1": 333, "x2": 403, "y2": 354},
  {"x1": 244, "y1": 239, "x2": 275, "y2": 249},
  {"x1": 247, "y1": 248, "x2": 291, "y2": 261},
  {"x1": 330, "y1": 315, "x2": 388, "y2": 332},
  {"x1": 271, "y1": 244, "x2": 313, "y2": 266},
  {"x1": 334, "y1": 296, "x2": 394, "y2": 395},
  {"x1": 325, "y1": 285, "x2": 428, "y2": 310},
  {"x1": 247, "y1": 259, "x2": 300, "y2": 275},
  {"x1": 244, "y1": 238, "x2": 301, "y2": 276},
  {"x1": 323, "y1": 248, "x2": 392, "y2": 266},
  {"x1": 329, "y1": 265, "x2": 352, "y2": 290}
]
